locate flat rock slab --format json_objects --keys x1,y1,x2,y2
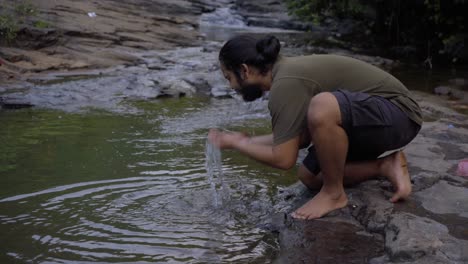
[
  {"x1": 414, "y1": 180, "x2": 468, "y2": 217},
  {"x1": 385, "y1": 212, "x2": 468, "y2": 263}
]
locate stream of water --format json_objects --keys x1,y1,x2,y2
[{"x1": 205, "y1": 140, "x2": 227, "y2": 208}]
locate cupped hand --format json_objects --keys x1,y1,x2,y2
[{"x1": 208, "y1": 129, "x2": 249, "y2": 149}]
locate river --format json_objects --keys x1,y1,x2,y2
[{"x1": 1, "y1": 2, "x2": 467, "y2": 264}]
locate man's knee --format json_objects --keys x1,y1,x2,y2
[{"x1": 308, "y1": 92, "x2": 341, "y2": 127}]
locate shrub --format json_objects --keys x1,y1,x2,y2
[
  {"x1": 0, "y1": 14, "x2": 18, "y2": 43},
  {"x1": 0, "y1": 0, "x2": 38, "y2": 43},
  {"x1": 286, "y1": 0, "x2": 467, "y2": 63}
]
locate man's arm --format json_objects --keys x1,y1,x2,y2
[
  {"x1": 249, "y1": 134, "x2": 273, "y2": 145},
  {"x1": 235, "y1": 135, "x2": 299, "y2": 169},
  {"x1": 208, "y1": 129, "x2": 299, "y2": 170}
]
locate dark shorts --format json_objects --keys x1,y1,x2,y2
[{"x1": 303, "y1": 89, "x2": 421, "y2": 175}]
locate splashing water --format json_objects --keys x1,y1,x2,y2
[
  {"x1": 203, "y1": 99, "x2": 268, "y2": 208},
  {"x1": 205, "y1": 140, "x2": 230, "y2": 208}
]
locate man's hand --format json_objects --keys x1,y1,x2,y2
[
  {"x1": 208, "y1": 129, "x2": 300, "y2": 170},
  {"x1": 208, "y1": 129, "x2": 249, "y2": 149}
]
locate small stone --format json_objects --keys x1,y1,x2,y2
[{"x1": 434, "y1": 86, "x2": 451, "y2": 95}]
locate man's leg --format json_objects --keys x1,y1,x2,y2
[
  {"x1": 291, "y1": 92, "x2": 348, "y2": 219},
  {"x1": 298, "y1": 151, "x2": 412, "y2": 202},
  {"x1": 298, "y1": 161, "x2": 381, "y2": 190},
  {"x1": 380, "y1": 151, "x2": 412, "y2": 202}
]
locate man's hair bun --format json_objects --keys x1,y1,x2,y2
[{"x1": 256, "y1": 36, "x2": 281, "y2": 64}]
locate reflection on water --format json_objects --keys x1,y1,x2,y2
[{"x1": 0, "y1": 98, "x2": 293, "y2": 263}]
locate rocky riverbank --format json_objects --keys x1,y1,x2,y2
[
  {"x1": 0, "y1": 0, "x2": 224, "y2": 86},
  {"x1": 1, "y1": 1, "x2": 467, "y2": 263}
]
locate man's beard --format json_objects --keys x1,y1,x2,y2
[{"x1": 237, "y1": 83, "x2": 264, "y2": 102}]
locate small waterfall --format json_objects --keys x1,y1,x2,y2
[
  {"x1": 199, "y1": 5, "x2": 249, "y2": 42},
  {"x1": 199, "y1": 4, "x2": 300, "y2": 42},
  {"x1": 200, "y1": 7, "x2": 246, "y2": 28}
]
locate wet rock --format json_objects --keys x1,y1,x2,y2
[
  {"x1": 274, "y1": 182, "x2": 312, "y2": 213},
  {"x1": 257, "y1": 212, "x2": 287, "y2": 233},
  {"x1": 404, "y1": 132, "x2": 453, "y2": 174},
  {"x1": 184, "y1": 77, "x2": 211, "y2": 96},
  {"x1": 411, "y1": 171, "x2": 442, "y2": 192},
  {"x1": 450, "y1": 88, "x2": 466, "y2": 101},
  {"x1": 437, "y1": 141, "x2": 468, "y2": 160},
  {"x1": 159, "y1": 79, "x2": 196, "y2": 98},
  {"x1": 372, "y1": 254, "x2": 463, "y2": 264},
  {"x1": 0, "y1": 45, "x2": 234, "y2": 112},
  {"x1": 350, "y1": 182, "x2": 394, "y2": 234},
  {"x1": 292, "y1": 43, "x2": 398, "y2": 70},
  {"x1": 234, "y1": 0, "x2": 315, "y2": 31},
  {"x1": 272, "y1": 182, "x2": 388, "y2": 263},
  {"x1": 433, "y1": 85, "x2": 466, "y2": 101},
  {"x1": 385, "y1": 212, "x2": 468, "y2": 263},
  {"x1": 0, "y1": 96, "x2": 34, "y2": 109},
  {"x1": 414, "y1": 91, "x2": 468, "y2": 122},
  {"x1": 127, "y1": 75, "x2": 161, "y2": 99},
  {"x1": 210, "y1": 85, "x2": 233, "y2": 98},
  {"x1": 202, "y1": 42, "x2": 222, "y2": 53},
  {"x1": 276, "y1": 217, "x2": 384, "y2": 264},
  {"x1": 429, "y1": 128, "x2": 468, "y2": 144},
  {"x1": 98, "y1": 50, "x2": 144, "y2": 66},
  {"x1": 14, "y1": 27, "x2": 59, "y2": 49},
  {"x1": 449, "y1": 78, "x2": 468, "y2": 89},
  {"x1": 444, "y1": 173, "x2": 468, "y2": 186},
  {"x1": 246, "y1": 17, "x2": 313, "y2": 31},
  {"x1": 414, "y1": 180, "x2": 468, "y2": 217},
  {"x1": 434, "y1": 86, "x2": 451, "y2": 96}
]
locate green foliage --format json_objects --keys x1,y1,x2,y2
[
  {"x1": 0, "y1": 0, "x2": 38, "y2": 43},
  {"x1": 15, "y1": 1, "x2": 37, "y2": 17},
  {"x1": 286, "y1": 0, "x2": 467, "y2": 63},
  {"x1": 287, "y1": 0, "x2": 369, "y2": 20},
  {"x1": 34, "y1": 20, "x2": 49, "y2": 29},
  {"x1": 0, "y1": 14, "x2": 18, "y2": 42}
]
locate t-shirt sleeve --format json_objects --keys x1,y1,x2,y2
[{"x1": 268, "y1": 78, "x2": 318, "y2": 145}]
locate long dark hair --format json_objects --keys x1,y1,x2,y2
[{"x1": 219, "y1": 35, "x2": 281, "y2": 81}]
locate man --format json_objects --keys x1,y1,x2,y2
[{"x1": 208, "y1": 35, "x2": 422, "y2": 219}]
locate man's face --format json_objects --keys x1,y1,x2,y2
[{"x1": 221, "y1": 65, "x2": 263, "y2": 102}]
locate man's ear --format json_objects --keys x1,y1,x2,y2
[{"x1": 240, "y1": 63, "x2": 249, "y2": 80}]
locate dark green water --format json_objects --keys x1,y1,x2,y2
[
  {"x1": 392, "y1": 65, "x2": 468, "y2": 93},
  {"x1": 0, "y1": 97, "x2": 297, "y2": 263}
]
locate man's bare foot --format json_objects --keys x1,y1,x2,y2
[
  {"x1": 381, "y1": 151, "x2": 412, "y2": 202},
  {"x1": 291, "y1": 190, "x2": 348, "y2": 220}
]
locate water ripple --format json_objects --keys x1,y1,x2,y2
[{"x1": 0, "y1": 168, "x2": 276, "y2": 262}]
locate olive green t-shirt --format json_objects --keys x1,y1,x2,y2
[{"x1": 269, "y1": 54, "x2": 422, "y2": 145}]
